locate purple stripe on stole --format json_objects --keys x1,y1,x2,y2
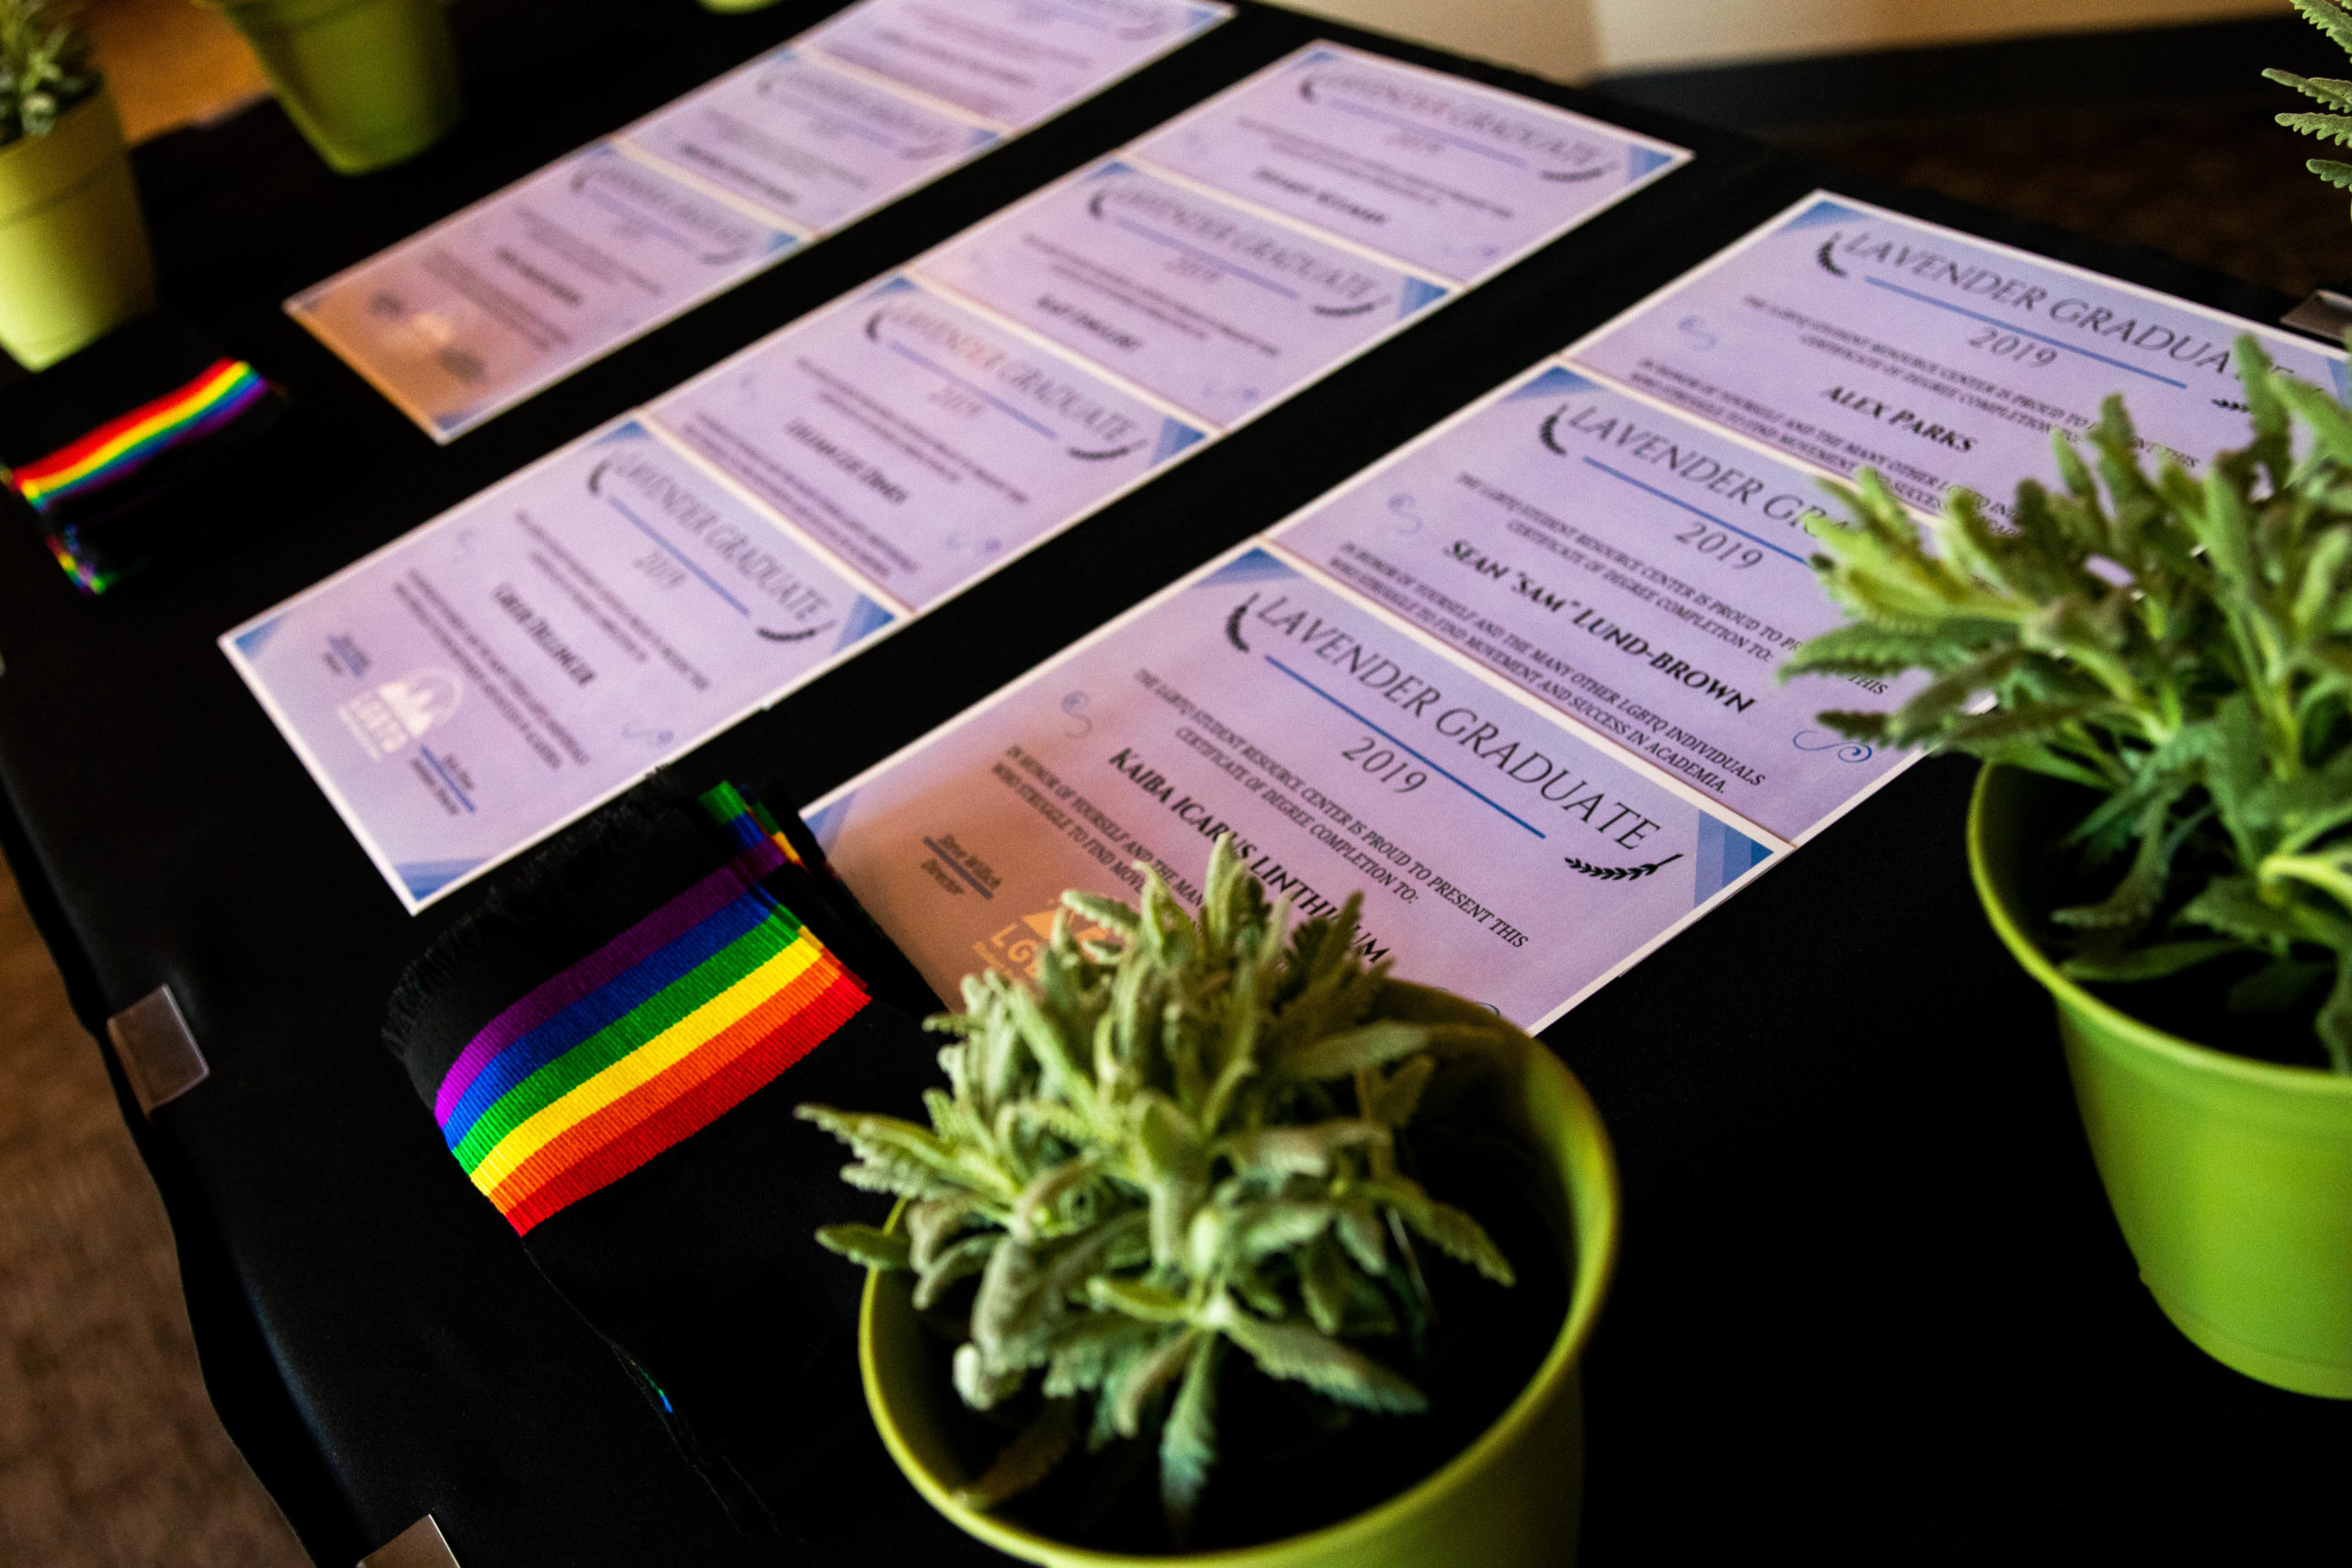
[{"x1": 434, "y1": 862, "x2": 752, "y2": 1124}]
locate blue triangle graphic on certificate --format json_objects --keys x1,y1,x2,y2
[
  {"x1": 1691, "y1": 817, "x2": 1771, "y2": 904},
  {"x1": 1627, "y1": 146, "x2": 1675, "y2": 181},
  {"x1": 231, "y1": 616, "x2": 285, "y2": 660},
  {"x1": 868, "y1": 275, "x2": 922, "y2": 299},
  {"x1": 1399, "y1": 277, "x2": 1448, "y2": 317},
  {"x1": 1508, "y1": 366, "x2": 1597, "y2": 400},
  {"x1": 593, "y1": 420, "x2": 650, "y2": 446},
  {"x1": 804, "y1": 794, "x2": 855, "y2": 852},
  {"x1": 1785, "y1": 198, "x2": 1866, "y2": 231},
  {"x1": 1196, "y1": 547, "x2": 1295, "y2": 589},
  {"x1": 400, "y1": 859, "x2": 484, "y2": 901},
  {"x1": 1153, "y1": 419, "x2": 1206, "y2": 464},
  {"x1": 836, "y1": 595, "x2": 896, "y2": 651}
]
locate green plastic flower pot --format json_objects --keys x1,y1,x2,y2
[
  {"x1": 199, "y1": 0, "x2": 461, "y2": 174},
  {"x1": 1969, "y1": 763, "x2": 2352, "y2": 1399},
  {"x1": 857, "y1": 1020, "x2": 1619, "y2": 1567},
  {"x1": 0, "y1": 86, "x2": 156, "y2": 371},
  {"x1": 698, "y1": 0, "x2": 789, "y2": 11}
]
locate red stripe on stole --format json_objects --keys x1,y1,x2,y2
[
  {"x1": 493, "y1": 961, "x2": 868, "y2": 1233},
  {"x1": 17, "y1": 359, "x2": 243, "y2": 483}
]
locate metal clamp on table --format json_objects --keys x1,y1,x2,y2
[{"x1": 104, "y1": 986, "x2": 209, "y2": 1116}]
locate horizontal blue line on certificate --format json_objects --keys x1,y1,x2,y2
[
  {"x1": 885, "y1": 338, "x2": 1057, "y2": 438},
  {"x1": 604, "y1": 492, "x2": 752, "y2": 616},
  {"x1": 1579, "y1": 456, "x2": 1808, "y2": 565},
  {"x1": 1317, "y1": 93, "x2": 1528, "y2": 169},
  {"x1": 1261, "y1": 654, "x2": 1547, "y2": 838},
  {"x1": 1109, "y1": 214, "x2": 1299, "y2": 299},
  {"x1": 1860, "y1": 276, "x2": 2188, "y2": 389}
]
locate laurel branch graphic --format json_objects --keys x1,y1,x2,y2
[{"x1": 1560, "y1": 851, "x2": 1685, "y2": 882}]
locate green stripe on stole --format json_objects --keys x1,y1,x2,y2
[{"x1": 453, "y1": 913, "x2": 800, "y2": 1172}]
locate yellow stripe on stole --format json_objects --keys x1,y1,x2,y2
[{"x1": 465, "y1": 934, "x2": 828, "y2": 1195}]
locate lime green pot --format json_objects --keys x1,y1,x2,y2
[
  {"x1": 199, "y1": 0, "x2": 462, "y2": 174},
  {"x1": 857, "y1": 1016, "x2": 1619, "y2": 1568},
  {"x1": 0, "y1": 86, "x2": 155, "y2": 371},
  {"x1": 1969, "y1": 763, "x2": 2352, "y2": 1398}
]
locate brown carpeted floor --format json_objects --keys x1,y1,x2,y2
[{"x1": 0, "y1": 863, "x2": 310, "y2": 1568}]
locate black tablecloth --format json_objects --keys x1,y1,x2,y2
[{"x1": 1, "y1": 3, "x2": 2343, "y2": 1562}]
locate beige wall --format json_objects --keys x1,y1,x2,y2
[
  {"x1": 1289, "y1": 0, "x2": 2285, "y2": 83},
  {"x1": 1282, "y1": 0, "x2": 1600, "y2": 85},
  {"x1": 1594, "y1": 0, "x2": 2287, "y2": 74}
]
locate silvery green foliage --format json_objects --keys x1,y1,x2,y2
[
  {"x1": 1782, "y1": 338, "x2": 2352, "y2": 1072},
  {"x1": 800, "y1": 835, "x2": 1516, "y2": 1538},
  {"x1": 2269, "y1": 0, "x2": 2352, "y2": 199},
  {"x1": 0, "y1": 0, "x2": 93, "y2": 145}
]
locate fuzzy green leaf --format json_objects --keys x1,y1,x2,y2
[
  {"x1": 813, "y1": 1224, "x2": 910, "y2": 1270},
  {"x1": 1207, "y1": 1296, "x2": 1428, "y2": 1414},
  {"x1": 954, "y1": 1397, "x2": 1078, "y2": 1511},
  {"x1": 1279, "y1": 1021, "x2": 1430, "y2": 1079}
]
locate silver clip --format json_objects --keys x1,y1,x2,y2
[
  {"x1": 361, "y1": 1515, "x2": 461, "y2": 1568},
  {"x1": 105, "y1": 986, "x2": 209, "y2": 1116},
  {"x1": 2281, "y1": 288, "x2": 2352, "y2": 343}
]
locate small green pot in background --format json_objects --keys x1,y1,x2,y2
[
  {"x1": 1970, "y1": 763, "x2": 2352, "y2": 1399},
  {"x1": 858, "y1": 1024, "x2": 1619, "y2": 1568},
  {"x1": 698, "y1": 0, "x2": 790, "y2": 11},
  {"x1": 0, "y1": 85, "x2": 155, "y2": 371},
  {"x1": 198, "y1": 0, "x2": 461, "y2": 175}
]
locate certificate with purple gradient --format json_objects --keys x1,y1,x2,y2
[
  {"x1": 288, "y1": 148, "x2": 797, "y2": 442},
  {"x1": 919, "y1": 161, "x2": 1448, "y2": 429},
  {"x1": 803, "y1": 546, "x2": 1775, "y2": 1030},
  {"x1": 222, "y1": 423, "x2": 895, "y2": 911},
  {"x1": 1131, "y1": 43, "x2": 1687, "y2": 284},
  {"x1": 801, "y1": 0, "x2": 1228, "y2": 130},
  {"x1": 622, "y1": 49, "x2": 996, "y2": 232},
  {"x1": 1570, "y1": 191, "x2": 2351, "y2": 517},
  {"x1": 649, "y1": 276, "x2": 1205, "y2": 609},
  {"x1": 1272, "y1": 365, "x2": 1920, "y2": 840}
]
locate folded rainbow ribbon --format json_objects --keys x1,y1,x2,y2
[
  {"x1": 433, "y1": 788, "x2": 868, "y2": 1235},
  {"x1": 4, "y1": 357, "x2": 270, "y2": 516}
]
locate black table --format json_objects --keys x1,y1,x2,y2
[{"x1": 2, "y1": 3, "x2": 2343, "y2": 1562}]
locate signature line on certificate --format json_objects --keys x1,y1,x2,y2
[
  {"x1": 1581, "y1": 457, "x2": 1808, "y2": 565},
  {"x1": 1860, "y1": 277, "x2": 2188, "y2": 389},
  {"x1": 1261, "y1": 655, "x2": 1547, "y2": 838}
]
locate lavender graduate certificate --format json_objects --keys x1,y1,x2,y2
[
  {"x1": 288, "y1": 148, "x2": 797, "y2": 442},
  {"x1": 920, "y1": 161, "x2": 1447, "y2": 429},
  {"x1": 803, "y1": 547, "x2": 1776, "y2": 1029},
  {"x1": 621, "y1": 49, "x2": 996, "y2": 233},
  {"x1": 802, "y1": 0, "x2": 1227, "y2": 130},
  {"x1": 222, "y1": 423, "x2": 895, "y2": 911},
  {"x1": 1272, "y1": 366, "x2": 1916, "y2": 841},
  {"x1": 1131, "y1": 43, "x2": 1687, "y2": 284},
  {"x1": 649, "y1": 276, "x2": 1204, "y2": 609},
  {"x1": 1571, "y1": 191, "x2": 2350, "y2": 516}
]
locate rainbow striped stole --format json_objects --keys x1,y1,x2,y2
[
  {"x1": 4, "y1": 358, "x2": 270, "y2": 514},
  {"x1": 435, "y1": 795, "x2": 866, "y2": 1234}
]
